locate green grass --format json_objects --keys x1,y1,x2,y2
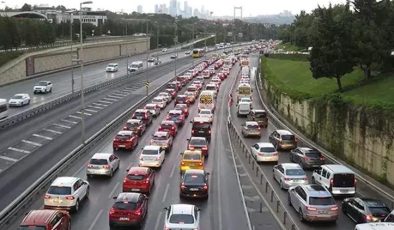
[
  {"x1": 263, "y1": 57, "x2": 394, "y2": 108},
  {"x1": 0, "y1": 51, "x2": 24, "y2": 67},
  {"x1": 276, "y1": 42, "x2": 303, "y2": 52}
]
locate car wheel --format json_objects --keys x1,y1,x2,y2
[
  {"x1": 109, "y1": 169, "x2": 113, "y2": 177},
  {"x1": 299, "y1": 209, "x2": 305, "y2": 222},
  {"x1": 311, "y1": 177, "x2": 316, "y2": 184},
  {"x1": 288, "y1": 194, "x2": 292, "y2": 207},
  {"x1": 85, "y1": 187, "x2": 89, "y2": 199},
  {"x1": 280, "y1": 180, "x2": 284, "y2": 190},
  {"x1": 50, "y1": 88, "x2": 52, "y2": 93},
  {"x1": 73, "y1": 200, "x2": 80, "y2": 213}
]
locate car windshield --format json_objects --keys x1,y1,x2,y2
[
  {"x1": 116, "y1": 134, "x2": 131, "y2": 140},
  {"x1": 369, "y1": 207, "x2": 390, "y2": 216},
  {"x1": 333, "y1": 174, "x2": 355, "y2": 187},
  {"x1": 190, "y1": 139, "x2": 206, "y2": 145},
  {"x1": 247, "y1": 124, "x2": 259, "y2": 129},
  {"x1": 38, "y1": 82, "x2": 47, "y2": 86},
  {"x1": 175, "y1": 105, "x2": 186, "y2": 109},
  {"x1": 183, "y1": 154, "x2": 201, "y2": 160},
  {"x1": 12, "y1": 95, "x2": 23, "y2": 99},
  {"x1": 309, "y1": 197, "x2": 336, "y2": 206},
  {"x1": 282, "y1": 135, "x2": 295, "y2": 141},
  {"x1": 188, "y1": 87, "x2": 196, "y2": 91},
  {"x1": 19, "y1": 227, "x2": 46, "y2": 230},
  {"x1": 193, "y1": 123, "x2": 210, "y2": 129},
  {"x1": 142, "y1": 149, "x2": 158, "y2": 155},
  {"x1": 254, "y1": 112, "x2": 266, "y2": 118},
  {"x1": 108, "y1": 64, "x2": 117, "y2": 67},
  {"x1": 134, "y1": 112, "x2": 145, "y2": 117},
  {"x1": 126, "y1": 122, "x2": 139, "y2": 128},
  {"x1": 89, "y1": 158, "x2": 108, "y2": 165},
  {"x1": 169, "y1": 214, "x2": 194, "y2": 224},
  {"x1": 161, "y1": 124, "x2": 173, "y2": 129},
  {"x1": 113, "y1": 202, "x2": 137, "y2": 210},
  {"x1": 200, "y1": 110, "x2": 211, "y2": 115},
  {"x1": 145, "y1": 105, "x2": 155, "y2": 109},
  {"x1": 286, "y1": 169, "x2": 305, "y2": 176},
  {"x1": 305, "y1": 150, "x2": 321, "y2": 157},
  {"x1": 153, "y1": 98, "x2": 163, "y2": 103},
  {"x1": 206, "y1": 86, "x2": 216, "y2": 91},
  {"x1": 47, "y1": 186, "x2": 71, "y2": 195},
  {"x1": 153, "y1": 135, "x2": 168, "y2": 140},
  {"x1": 260, "y1": 147, "x2": 276, "y2": 152},
  {"x1": 131, "y1": 64, "x2": 140, "y2": 68},
  {"x1": 184, "y1": 174, "x2": 205, "y2": 185},
  {"x1": 126, "y1": 174, "x2": 145, "y2": 180}
]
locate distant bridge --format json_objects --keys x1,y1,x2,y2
[{"x1": 0, "y1": 11, "x2": 48, "y2": 20}]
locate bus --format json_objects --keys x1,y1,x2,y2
[
  {"x1": 0, "y1": 99, "x2": 8, "y2": 120},
  {"x1": 192, "y1": 49, "x2": 205, "y2": 58},
  {"x1": 198, "y1": 90, "x2": 215, "y2": 112},
  {"x1": 237, "y1": 83, "x2": 252, "y2": 102}
]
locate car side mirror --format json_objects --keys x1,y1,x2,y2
[
  {"x1": 164, "y1": 207, "x2": 169, "y2": 210},
  {"x1": 112, "y1": 196, "x2": 117, "y2": 199},
  {"x1": 190, "y1": 120, "x2": 193, "y2": 123},
  {"x1": 206, "y1": 172, "x2": 210, "y2": 175},
  {"x1": 180, "y1": 152, "x2": 183, "y2": 155},
  {"x1": 186, "y1": 138, "x2": 190, "y2": 141}
]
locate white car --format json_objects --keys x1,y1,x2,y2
[
  {"x1": 33, "y1": 81, "x2": 52, "y2": 94},
  {"x1": 44, "y1": 177, "x2": 89, "y2": 212},
  {"x1": 198, "y1": 109, "x2": 213, "y2": 123},
  {"x1": 152, "y1": 96, "x2": 167, "y2": 109},
  {"x1": 250, "y1": 142, "x2": 278, "y2": 163},
  {"x1": 162, "y1": 48, "x2": 168, "y2": 52},
  {"x1": 86, "y1": 153, "x2": 120, "y2": 177},
  {"x1": 106, "y1": 63, "x2": 119, "y2": 72},
  {"x1": 144, "y1": 103, "x2": 161, "y2": 117},
  {"x1": 8, "y1": 94, "x2": 30, "y2": 107},
  {"x1": 139, "y1": 145, "x2": 165, "y2": 168},
  {"x1": 273, "y1": 163, "x2": 308, "y2": 189},
  {"x1": 158, "y1": 92, "x2": 172, "y2": 103},
  {"x1": 164, "y1": 204, "x2": 200, "y2": 230}
]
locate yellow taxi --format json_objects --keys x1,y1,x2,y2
[{"x1": 180, "y1": 150, "x2": 204, "y2": 173}]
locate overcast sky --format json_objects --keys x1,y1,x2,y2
[{"x1": 2, "y1": 0, "x2": 348, "y2": 16}]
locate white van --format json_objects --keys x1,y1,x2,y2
[
  {"x1": 354, "y1": 223, "x2": 394, "y2": 230},
  {"x1": 0, "y1": 99, "x2": 8, "y2": 120},
  {"x1": 237, "y1": 101, "x2": 251, "y2": 117},
  {"x1": 198, "y1": 91, "x2": 215, "y2": 112},
  {"x1": 312, "y1": 164, "x2": 356, "y2": 196},
  {"x1": 128, "y1": 61, "x2": 144, "y2": 72}
]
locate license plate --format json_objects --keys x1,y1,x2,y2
[
  {"x1": 190, "y1": 188, "x2": 199, "y2": 191},
  {"x1": 131, "y1": 188, "x2": 140, "y2": 191},
  {"x1": 318, "y1": 210, "x2": 328, "y2": 214},
  {"x1": 198, "y1": 131, "x2": 204, "y2": 133},
  {"x1": 341, "y1": 189, "x2": 348, "y2": 193},
  {"x1": 118, "y1": 145, "x2": 125, "y2": 148},
  {"x1": 119, "y1": 217, "x2": 129, "y2": 221}
]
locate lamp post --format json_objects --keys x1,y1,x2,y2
[
  {"x1": 174, "y1": 16, "x2": 178, "y2": 78},
  {"x1": 79, "y1": 0, "x2": 93, "y2": 144},
  {"x1": 70, "y1": 12, "x2": 75, "y2": 94}
]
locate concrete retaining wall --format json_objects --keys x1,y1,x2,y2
[
  {"x1": 0, "y1": 38, "x2": 150, "y2": 86},
  {"x1": 263, "y1": 78, "x2": 394, "y2": 186}
]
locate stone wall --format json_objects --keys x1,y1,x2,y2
[{"x1": 263, "y1": 78, "x2": 394, "y2": 186}]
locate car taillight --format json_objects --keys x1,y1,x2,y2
[
  {"x1": 284, "y1": 177, "x2": 291, "y2": 181},
  {"x1": 103, "y1": 165, "x2": 110, "y2": 169},
  {"x1": 202, "y1": 146, "x2": 208, "y2": 150},
  {"x1": 354, "y1": 178, "x2": 357, "y2": 186},
  {"x1": 188, "y1": 145, "x2": 194, "y2": 149},
  {"x1": 203, "y1": 184, "x2": 208, "y2": 190},
  {"x1": 198, "y1": 162, "x2": 203, "y2": 166},
  {"x1": 44, "y1": 194, "x2": 51, "y2": 199},
  {"x1": 272, "y1": 152, "x2": 278, "y2": 156},
  {"x1": 109, "y1": 208, "x2": 115, "y2": 215},
  {"x1": 330, "y1": 206, "x2": 339, "y2": 211},
  {"x1": 208, "y1": 130, "x2": 211, "y2": 134},
  {"x1": 65, "y1": 195, "x2": 75, "y2": 200},
  {"x1": 304, "y1": 156, "x2": 310, "y2": 161},
  {"x1": 135, "y1": 209, "x2": 142, "y2": 216},
  {"x1": 181, "y1": 182, "x2": 186, "y2": 189},
  {"x1": 171, "y1": 126, "x2": 175, "y2": 130},
  {"x1": 123, "y1": 126, "x2": 127, "y2": 130},
  {"x1": 365, "y1": 215, "x2": 373, "y2": 222},
  {"x1": 192, "y1": 129, "x2": 195, "y2": 134},
  {"x1": 306, "y1": 206, "x2": 317, "y2": 211},
  {"x1": 181, "y1": 162, "x2": 185, "y2": 165},
  {"x1": 87, "y1": 164, "x2": 93, "y2": 168},
  {"x1": 330, "y1": 178, "x2": 333, "y2": 188}
]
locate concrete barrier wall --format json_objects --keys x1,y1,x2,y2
[
  {"x1": 0, "y1": 38, "x2": 149, "y2": 86},
  {"x1": 263, "y1": 78, "x2": 394, "y2": 186}
]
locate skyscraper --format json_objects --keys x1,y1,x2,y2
[
  {"x1": 137, "y1": 5, "x2": 143, "y2": 13},
  {"x1": 169, "y1": 0, "x2": 177, "y2": 16}
]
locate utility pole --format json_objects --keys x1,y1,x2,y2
[
  {"x1": 174, "y1": 16, "x2": 178, "y2": 77},
  {"x1": 70, "y1": 13, "x2": 75, "y2": 94}
]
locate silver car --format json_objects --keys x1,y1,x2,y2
[
  {"x1": 164, "y1": 204, "x2": 200, "y2": 230},
  {"x1": 86, "y1": 153, "x2": 120, "y2": 177},
  {"x1": 273, "y1": 163, "x2": 308, "y2": 189},
  {"x1": 241, "y1": 121, "x2": 261, "y2": 138},
  {"x1": 288, "y1": 184, "x2": 339, "y2": 223}
]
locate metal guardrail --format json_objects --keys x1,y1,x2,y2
[{"x1": 0, "y1": 59, "x2": 201, "y2": 228}]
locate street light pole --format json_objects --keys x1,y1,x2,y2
[
  {"x1": 70, "y1": 13, "x2": 75, "y2": 94},
  {"x1": 174, "y1": 16, "x2": 178, "y2": 77}
]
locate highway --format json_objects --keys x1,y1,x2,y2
[
  {"x1": 228, "y1": 54, "x2": 394, "y2": 230},
  {"x1": 6, "y1": 55, "x2": 281, "y2": 230}
]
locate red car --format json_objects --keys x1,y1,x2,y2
[
  {"x1": 165, "y1": 88, "x2": 177, "y2": 99},
  {"x1": 166, "y1": 110, "x2": 185, "y2": 126},
  {"x1": 175, "y1": 95, "x2": 190, "y2": 106},
  {"x1": 217, "y1": 72, "x2": 226, "y2": 80},
  {"x1": 123, "y1": 119, "x2": 146, "y2": 136},
  {"x1": 123, "y1": 167, "x2": 155, "y2": 193},
  {"x1": 174, "y1": 104, "x2": 189, "y2": 118},
  {"x1": 19, "y1": 209, "x2": 70, "y2": 230},
  {"x1": 131, "y1": 109, "x2": 152, "y2": 126},
  {"x1": 176, "y1": 76, "x2": 188, "y2": 86},
  {"x1": 167, "y1": 82, "x2": 180, "y2": 92},
  {"x1": 109, "y1": 192, "x2": 148, "y2": 228},
  {"x1": 158, "y1": 120, "x2": 178, "y2": 137},
  {"x1": 187, "y1": 136, "x2": 209, "y2": 157},
  {"x1": 113, "y1": 130, "x2": 139, "y2": 151}
]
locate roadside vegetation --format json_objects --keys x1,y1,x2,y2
[{"x1": 0, "y1": 51, "x2": 23, "y2": 67}]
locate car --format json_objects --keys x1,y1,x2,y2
[
  {"x1": 113, "y1": 130, "x2": 139, "y2": 151},
  {"x1": 288, "y1": 184, "x2": 339, "y2": 223},
  {"x1": 180, "y1": 169, "x2": 209, "y2": 199},
  {"x1": 342, "y1": 197, "x2": 391, "y2": 223},
  {"x1": 217, "y1": 72, "x2": 226, "y2": 80},
  {"x1": 191, "y1": 81, "x2": 203, "y2": 90},
  {"x1": 185, "y1": 50, "x2": 191, "y2": 55},
  {"x1": 170, "y1": 53, "x2": 178, "y2": 59},
  {"x1": 106, "y1": 63, "x2": 119, "y2": 72},
  {"x1": 147, "y1": 57, "x2": 156, "y2": 62},
  {"x1": 180, "y1": 150, "x2": 204, "y2": 173},
  {"x1": 152, "y1": 96, "x2": 167, "y2": 109},
  {"x1": 198, "y1": 109, "x2": 213, "y2": 124},
  {"x1": 184, "y1": 91, "x2": 196, "y2": 104},
  {"x1": 131, "y1": 109, "x2": 153, "y2": 126},
  {"x1": 162, "y1": 48, "x2": 168, "y2": 52},
  {"x1": 191, "y1": 117, "x2": 212, "y2": 141},
  {"x1": 158, "y1": 92, "x2": 172, "y2": 103},
  {"x1": 158, "y1": 120, "x2": 178, "y2": 137},
  {"x1": 44, "y1": 177, "x2": 89, "y2": 212},
  {"x1": 241, "y1": 121, "x2": 261, "y2": 138},
  {"x1": 187, "y1": 136, "x2": 209, "y2": 157},
  {"x1": 237, "y1": 101, "x2": 252, "y2": 117},
  {"x1": 8, "y1": 93, "x2": 30, "y2": 107},
  {"x1": 247, "y1": 109, "x2": 268, "y2": 128},
  {"x1": 144, "y1": 103, "x2": 161, "y2": 117},
  {"x1": 196, "y1": 75, "x2": 204, "y2": 81},
  {"x1": 33, "y1": 81, "x2": 53, "y2": 94},
  {"x1": 167, "y1": 82, "x2": 180, "y2": 92},
  {"x1": 174, "y1": 103, "x2": 189, "y2": 118},
  {"x1": 384, "y1": 210, "x2": 394, "y2": 222},
  {"x1": 165, "y1": 88, "x2": 177, "y2": 99},
  {"x1": 164, "y1": 204, "x2": 200, "y2": 230},
  {"x1": 250, "y1": 142, "x2": 278, "y2": 164},
  {"x1": 109, "y1": 192, "x2": 148, "y2": 228},
  {"x1": 312, "y1": 164, "x2": 356, "y2": 196},
  {"x1": 166, "y1": 109, "x2": 185, "y2": 127},
  {"x1": 139, "y1": 145, "x2": 165, "y2": 168},
  {"x1": 290, "y1": 147, "x2": 325, "y2": 169},
  {"x1": 268, "y1": 130, "x2": 297, "y2": 150},
  {"x1": 205, "y1": 83, "x2": 218, "y2": 95},
  {"x1": 176, "y1": 76, "x2": 188, "y2": 86},
  {"x1": 150, "y1": 131, "x2": 173, "y2": 152},
  {"x1": 273, "y1": 163, "x2": 308, "y2": 189},
  {"x1": 239, "y1": 97, "x2": 252, "y2": 104},
  {"x1": 211, "y1": 76, "x2": 221, "y2": 87},
  {"x1": 187, "y1": 85, "x2": 199, "y2": 94},
  {"x1": 123, "y1": 119, "x2": 146, "y2": 136},
  {"x1": 175, "y1": 95, "x2": 190, "y2": 106},
  {"x1": 202, "y1": 70, "x2": 211, "y2": 79},
  {"x1": 87, "y1": 153, "x2": 120, "y2": 177},
  {"x1": 355, "y1": 223, "x2": 394, "y2": 230},
  {"x1": 19, "y1": 209, "x2": 71, "y2": 230},
  {"x1": 123, "y1": 167, "x2": 155, "y2": 194},
  {"x1": 128, "y1": 61, "x2": 144, "y2": 72}
]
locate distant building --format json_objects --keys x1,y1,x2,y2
[
  {"x1": 137, "y1": 5, "x2": 143, "y2": 13},
  {"x1": 169, "y1": 0, "x2": 177, "y2": 16}
]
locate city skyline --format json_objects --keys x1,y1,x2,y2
[{"x1": 2, "y1": 0, "x2": 348, "y2": 17}]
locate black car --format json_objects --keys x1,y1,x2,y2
[
  {"x1": 180, "y1": 169, "x2": 209, "y2": 199},
  {"x1": 342, "y1": 197, "x2": 391, "y2": 223},
  {"x1": 190, "y1": 117, "x2": 211, "y2": 141},
  {"x1": 289, "y1": 147, "x2": 325, "y2": 169}
]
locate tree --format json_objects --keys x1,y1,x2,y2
[
  {"x1": 309, "y1": 4, "x2": 355, "y2": 92},
  {"x1": 20, "y1": 3, "x2": 32, "y2": 11}
]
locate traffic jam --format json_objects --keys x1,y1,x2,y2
[{"x1": 18, "y1": 51, "x2": 238, "y2": 229}]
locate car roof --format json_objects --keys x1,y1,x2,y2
[
  {"x1": 169, "y1": 110, "x2": 182, "y2": 114},
  {"x1": 21, "y1": 209, "x2": 60, "y2": 225},
  {"x1": 193, "y1": 117, "x2": 211, "y2": 123},
  {"x1": 117, "y1": 130, "x2": 133, "y2": 136},
  {"x1": 127, "y1": 119, "x2": 141, "y2": 123},
  {"x1": 359, "y1": 198, "x2": 387, "y2": 207},
  {"x1": 245, "y1": 121, "x2": 259, "y2": 126},
  {"x1": 161, "y1": 120, "x2": 175, "y2": 125},
  {"x1": 276, "y1": 129, "x2": 293, "y2": 135},
  {"x1": 143, "y1": 145, "x2": 161, "y2": 150},
  {"x1": 170, "y1": 204, "x2": 195, "y2": 215},
  {"x1": 154, "y1": 96, "x2": 165, "y2": 100},
  {"x1": 115, "y1": 192, "x2": 140, "y2": 203},
  {"x1": 190, "y1": 136, "x2": 206, "y2": 141},
  {"x1": 252, "y1": 109, "x2": 266, "y2": 113},
  {"x1": 256, "y1": 142, "x2": 275, "y2": 148},
  {"x1": 135, "y1": 109, "x2": 148, "y2": 112},
  {"x1": 91, "y1": 153, "x2": 111, "y2": 159},
  {"x1": 108, "y1": 63, "x2": 118, "y2": 65},
  {"x1": 14, "y1": 93, "x2": 28, "y2": 96},
  {"x1": 355, "y1": 223, "x2": 394, "y2": 230},
  {"x1": 323, "y1": 164, "x2": 354, "y2": 174},
  {"x1": 51, "y1": 177, "x2": 79, "y2": 187},
  {"x1": 184, "y1": 169, "x2": 205, "y2": 175},
  {"x1": 303, "y1": 184, "x2": 331, "y2": 197},
  {"x1": 297, "y1": 147, "x2": 315, "y2": 152},
  {"x1": 175, "y1": 104, "x2": 187, "y2": 107},
  {"x1": 183, "y1": 150, "x2": 202, "y2": 155},
  {"x1": 127, "y1": 167, "x2": 149, "y2": 175},
  {"x1": 281, "y1": 163, "x2": 302, "y2": 170},
  {"x1": 154, "y1": 131, "x2": 169, "y2": 137},
  {"x1": 199, "y1": 109, "x2": 211, "y2": 112}
]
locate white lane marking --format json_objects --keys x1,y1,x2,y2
[
  {"x1": 76, "y1": 111, "x2": 92, "y2": 116},
  {"x1": 53, "y1": 123, "x2": 71, "y2": 129},
  {"x1": 121, "y1": 89, "x2": 133, "y2": 93},
  {"x1": 0, "y1": 155, "x2": 18, "y2": 162},
  {"x1": 102, "y1": 97, "x2": 117, "y2": 102},
  {"x1": 61, "y1": 119, "x2": 78, "y2": 124},
  {"x1": 98, "y1": 100, "x2": 113, "y2": 104},
  {"x1": 217, "y1": 132, "x2": 223, "y2": 230},
  {"x1": 32, "y1": 133, "x2": 53, "y2": 140},
  {"x1": 43, "y1": 128, "x2": 62, "y2": 134},
  {"x1": 68, "y1": 114, "x2": 82, "y2": 120},
  {"x1": 108, "y1": 182, "x2": 120, "y2": 199},
  {"x1": 113, "y1": 91, "x2": 129, "y2": 96},
  {"x1": 92, "y1": 102, "x2": 108, "y2": 107},
  {"x1": 84, "y1": 108, "x2": 98, "y2": 113},
  {"x1": 88, "y1": 105, "x2": 103, "y2": 110},
  {"x1": 87, "y1": 209, "x2": 103, "y2": 230},
  {"x1": 21, "y1": 140, "x2": 42, "y2": 147},
  {"x1": 107, "y1": 95, "x2": 123, "y2": 99},
  {"x1": 161, "y1": 183, "x2": 170, "y2": 203},
  {"x1": 154, "y1": 212, "x2": 164, "y2": 230},
  {"x1": 169, "y1": 164, "x2": 176, "y2": 178},
  {"x1": 8, "y1": 147, "x2": 31, "y2": 154}
]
